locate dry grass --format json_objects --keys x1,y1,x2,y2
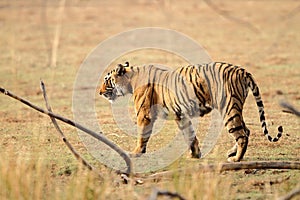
[{"x1": 0, "y1": 0, "x2": 300, "y2": 199}]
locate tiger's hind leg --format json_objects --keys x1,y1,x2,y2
[
  {"x1": 227, "y1": 143, "x2": 237, "y2": 158},
  {"x1": 226, "y1": 125, "x2": 250, "y2": 158},
  {"x1": 176, "y1": 116, "x2": 201, "y2": 158},
  {"x1": 225, "y1": 115, "x2": 250, "y2": 162}
]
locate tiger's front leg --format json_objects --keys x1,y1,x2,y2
[
  {"x1": 176, "y1": 116, "x2": 201, "y2": 158},
  {"x1": 131, "y1": 113, "x2": 155, "y2": 156}
]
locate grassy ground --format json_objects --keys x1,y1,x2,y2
[{"x1": 0, "y1": 0, "x2": 299, "y2": 199}]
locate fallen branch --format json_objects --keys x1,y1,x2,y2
[
  {"x1": 201, "y1": 161, "x2": 300, "y2": 172},
  {"x1": 148, "y1": 161, "x2": 300, "y2": 179},
  {"x1": 0, "y1": 86, "x2": 132, "y2": 176},
  {"x1": 280, "y1": 101, "x2": 300, "y2": 117},
  {"x1": 40, "y1": 80, "x2": 97, "y2": 175},
  {"x1": 278, "y1": 187, "x2": 300, "y2": 200},
  {"x1": 148, "y1": 188, "x2": 186, "y2": 200}
]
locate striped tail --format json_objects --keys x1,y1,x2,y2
[{"x1": 246, "y1": 72, "x2": 283, "y2": 142}]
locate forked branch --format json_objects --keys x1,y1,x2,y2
[
  {"x1": 200, "y1": 161, "x2": 300, "y2": 172},
  {"x1": 0, "y1": 86, "x2": 132, "y2": 176},
  {"x1": 40, "y1": 80, "x2": 96, "y2": 174}
]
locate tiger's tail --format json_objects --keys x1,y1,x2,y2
[{"x1": 246, "y1": 72, "x2": 283, "y2": 142}]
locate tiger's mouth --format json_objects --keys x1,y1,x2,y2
[
  {"x1": 100, "y1": 88, "x2": 124, "y2": 103},
  {"x1": 100, "y1": 90, "x2": 116, "y2": 101}
]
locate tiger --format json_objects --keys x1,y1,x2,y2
[{"x1": 99, "y1": 61, "x2": 283, "y2": 162}]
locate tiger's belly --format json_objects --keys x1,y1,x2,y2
[{"x1": 155, "y1": 102, "x2": 212, "y2": 120}]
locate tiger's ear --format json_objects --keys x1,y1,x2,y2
[{"x1": 116, "y1": 62, "x2": 129, "y2": 76}]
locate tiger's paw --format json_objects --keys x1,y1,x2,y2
[
  {"x1": 227, "y1": 156, "x2": 241, "y2": 162},
  {"x1": 227, "y1": 144, "x2": 237, "y2": 158},
  {"x1": 191, "y1": 154, "x2": 201, "y2": 159},
  {"x1": 227, "y1": 150, "x2": 237, "y2": 158},
  {"x1": 190, "y1": 151, "x2": 201, "y2": 159},
  {"x1": 129, "y1": 152, "x2": 143, "y2": 158},
  {"x1": 130, "y1": 147, "x2": 145, "y2": 158}
]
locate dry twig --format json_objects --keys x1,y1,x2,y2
[
  {"x1": 0, "y1": 86, "x2": 132, "y2": 176},
  {"x1": 148, "y1": 188, "x2": 186, "y2": 200},
  {"x1": 280, "y1": 101, "x2": 300, "y2": 117}
]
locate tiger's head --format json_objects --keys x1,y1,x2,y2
[{"x1": 99, "y1": 62, "x2": 132, "y2": 103}]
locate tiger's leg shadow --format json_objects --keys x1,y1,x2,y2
[{"x1": 175, "y1": 115, "x2": 201, "y2": 158}]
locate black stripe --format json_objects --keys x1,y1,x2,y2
[
  {"x1": 226, "y1": 97, "x2": 243, "y2": 115},
  {"x1": 229, "y1": 125, "x2": 244, "y2": 133},
  {"x1": 179, "y1": 67, "x2": 185, "y2": 75},
  {"x1": 210, "y1": 64, "x2": 218, "y2": 91},
  {"x1": 219, "y1": 95, "x2": 226, "y2": 111},
  {"x1": 225, "y1": 66, "x2": 235, "y2": 82},
  {"x1": 155, "y1": 69, "x2": 165, "y2": 85},
  {"x1": 178, "y1": 86, "x2": 191, "y2": 112},
  {"x1": 161, "y1": 75, "x2": 168, "y2": 109},
  {"x1": 202, "y1": 67, "x2": 213, "y2": 103},
  {"x1": 235, "y1": 69, "x2": 244, "y2": 99},
  {"x1": 173, "y1": 72, "x2": 187, "y2": 109},
  {"x1": 267, "y1": 135, "x2": 272, "y2": 141},
  {"x1": 161, "y1": 70, "x2": 170, "y2": 108},
  {"x1": 184, "y1": 67, "x2": 189, "y2": 77},
  {"x1": 214, "y1": 64, "x2": 222, "y2": 94},
  {"x1": 195, "y1": 87, "x2": 205, "y2": 102},
  {"x1": 180, "y1": 72, "x2": 190, "y2": 102},
  {"x1": 224, "y1": 97, "x2": 233, "y2": 115},
  {"x1": 189, "y1": 67, "x2": 194, "y2": 82},
  {"x1": 256, "y1": 100, "x2": 263, "y2": 107},
  {"x1": 235, "y1": 135, "x2": 246, "y2": 142},
  {"x1": 147, "y1": 65, "x2": 154, "y2": 85},
  {"x1": 260, "y1": 111, "x2": 265, "y2": 121},
  {"x1": 199, "y1": 83, "x2": 205, "y2": 94},
  {"x1": 174, "y1": 99, "x2": 182, "y2": 113},
  {"x1": 277, "y1": 133, "x2": 282, "y2": 138},
  {"x1": 224, "y1": 114, "x2": 240, "y2": 127},
  {"x1": 252, "y1": 87, "x2": 260, "y2": 96},
  {"x1": 150, "y1": 85, "x2": 155, "y2": 106}
]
